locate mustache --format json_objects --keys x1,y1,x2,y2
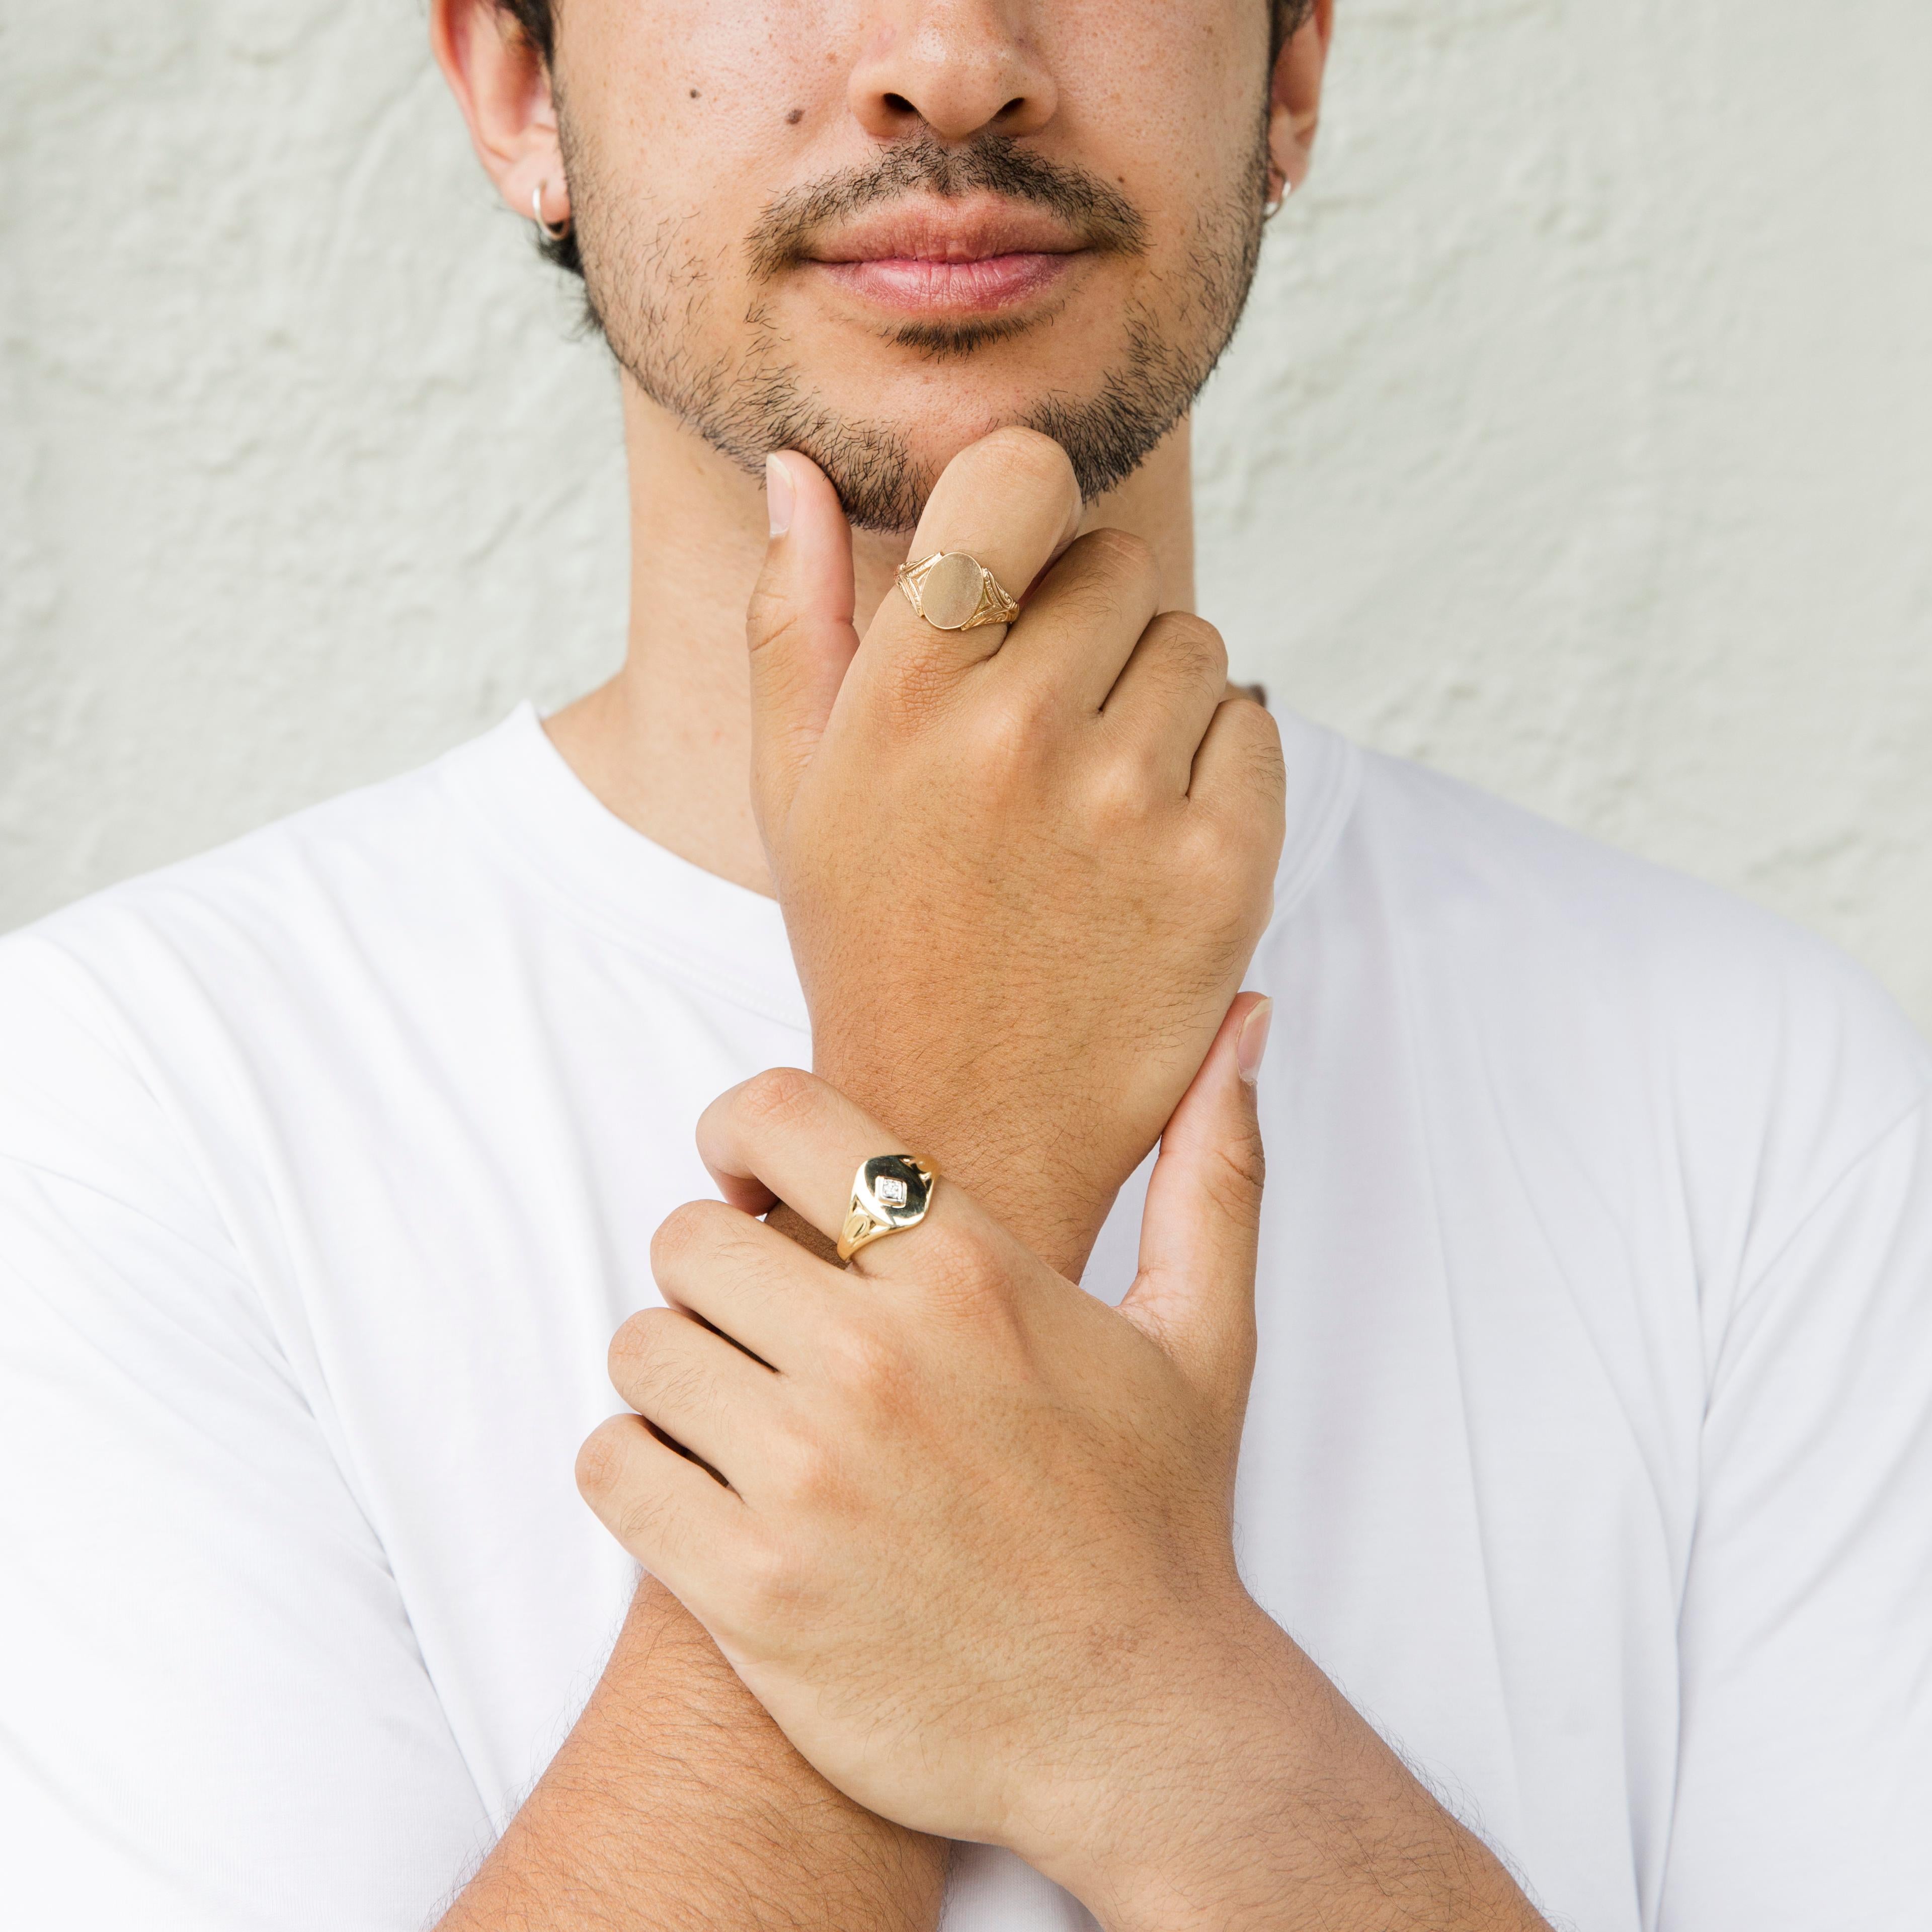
[{"x1": 746, "y1": 134, "x2": 1150, "y2": 277}]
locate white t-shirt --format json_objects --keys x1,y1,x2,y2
[{"x1": 2, "y1": 704, "x2": 1928, "y2": 1932}]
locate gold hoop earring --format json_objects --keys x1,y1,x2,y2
[{"x1": 532, "y1": 181, "x2": 572, "y2": 243}]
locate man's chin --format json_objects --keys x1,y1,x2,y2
[
  {"x1": 763, "y1": 388, "x2": 1179, "y2": 536},
  {"x1": 763, "y1": 415, "x2": 939, "y2": 536},
  {"x1": 633, "y1": 331, "x2": 1195, "y2": 533},
  {"x1": 760, "y1": 402, "x2": 1041, "y2": 537}
]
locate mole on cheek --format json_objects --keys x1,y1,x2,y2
[
  {"x1": 688, "y1": 87, "x2": 700, "y2": 99},
  {"x1": 785, "y1": 107, "x2": 803, "y2": 125}
]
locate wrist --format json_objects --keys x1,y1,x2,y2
[
  {"x1": 807, "y1": 1047, "x2": 1116, "y2": 1279},
  {"x1": 1026, "y1": 1604, "x2": 1548, "y2": 1932},
  {"x1": 1009, "y1": 1593, "x2": 1311, "y2": 1932}
]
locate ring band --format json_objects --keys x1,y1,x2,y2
[
  {"x1": 895, "y1": 551, "x2": 1020, "y2": 632},
  {"x1": 838, "y1": 1155, "x2": 939, "y2": 1263}
]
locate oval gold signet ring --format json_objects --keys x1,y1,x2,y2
[
  {"x1": 837, "y1": 1155, "x2": 939, "y2": 1263},
  {"x1": 894, "y1": 551, "x2": 1021, "y2": 632}
]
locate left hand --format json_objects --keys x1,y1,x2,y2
[
  {"x1": 746, "y1": 433, "x2": 1285, "y2": 1281},
  {"x1": 577, "y1": 996, "x2": 1277, "y2": 1905}
]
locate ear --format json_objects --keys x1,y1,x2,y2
[
  {"x1": 430, "y1": 0, "x2": 568, "y2": 230},
  {"x1": 1266, "y1": 0, "x2": 1335, "y2": 209}
]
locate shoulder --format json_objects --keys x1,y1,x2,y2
[
  {"x1": 0, "y1": 717, "x2": 529, "y2": 1072},
  {"x1": 1261, "y1": 732, "x2": 1932, "y2": 1295},
  {"x1": 1333, "y1": 745, "x2": 1926, "y2": 1079},
  {"x1": 0, "y1": 725, "x2": 515, "y2": 1222},
  {"x1": 5, "y1": 737, "x2": 477, "y2": 986}
]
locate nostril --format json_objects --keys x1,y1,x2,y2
[{"x1": 882, "y1": 93, "x2": 916, "y2": 115}]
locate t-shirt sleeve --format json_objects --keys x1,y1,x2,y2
[
  {"x1": 1659, "y1": 1096, "x2": 1932, "y2": 1930},
  {"x1": 0, "y1": 942, "x2": 492, "y2": 1931}
]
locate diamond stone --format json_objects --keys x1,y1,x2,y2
[{"x1": 874, "y1": 1174, "x2": 910, "y2": 1209}]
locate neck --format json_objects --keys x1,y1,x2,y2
[{"x1": 545, "y1": 375, "x2": 1198, "y2": 896}]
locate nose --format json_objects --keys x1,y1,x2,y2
[{"x1": 849, "y1": 1, "x2": 1058, "y2": 144}]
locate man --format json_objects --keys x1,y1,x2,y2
[{"x1": 1, "y1": 2, "x2": 1926, "y2": 1928}]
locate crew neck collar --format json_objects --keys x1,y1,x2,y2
[
  {"x1": 436, "y1": 698, "x2": 1360, "y2": 1028},
  {"x1": 438, "y1": 704, "x2": 809, "y2": 1030}
]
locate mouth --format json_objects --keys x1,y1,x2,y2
[{"x1": 803, "y1": 196, "x2": 1089, "y2": 315}]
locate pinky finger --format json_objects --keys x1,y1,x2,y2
[
  {"x1": 576, "y1": 1410, "x2": 746, "y2": 1614},
  {"x1": 1188, "y1": 691, "x2": 1286, "y2": 814}
]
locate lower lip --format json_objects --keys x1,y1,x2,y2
[{"x1": 813, "y1": 252, "x2": 1076, "y2": 313}]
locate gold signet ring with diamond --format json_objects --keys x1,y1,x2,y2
[
  {"x1": 894, "y1": 551, "x2": 1021, "y2": 632},
  {"x1": 837, "y1": 1155, "x2": 939, "y2": 1263}
]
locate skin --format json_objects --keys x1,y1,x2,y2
[
  {"x1": 583, "y1": 1018, "x2": 1548, "y2": 1932},
  {"x1": 749, "y1": 428, "x2": 1284, "y2": 1277},
  {"x1": 432, "y1": 3, "x2": 1548, "y2": 1927}
]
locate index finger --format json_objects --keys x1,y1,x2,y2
[
  {"x1": 859, "y1": 426, "x2": 1083, "y2": 679},
  {"x1": 695, "y1": 1068, "x2": 991, "y2": 1283}
]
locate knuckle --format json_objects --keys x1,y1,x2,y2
[
  {"x1": 777, "y1": 1428, "x2": 840, "y2": 1507},
  {"x1": 737, "y1": 1526, "x2": 813, "y2": 1625},
  {"x1": 747, "y1": 600, "x2": 852, "y2": 674},
  {"x1": 1175, "y1": 817, "x2": 1265, "y2": 921},
  {"x1": 1047, "y1": 529, "x2": 1160, "y2": 628},
  {"x1": 606, "y1": 1309, "x2": 664, "y2": 1389},
  {"x1": 574, "y1": 1415, "x2": 634, "y2": 1504},
  {"x1": 971, "y1": 690, "x2": 1054, "y2": 779},
  {"x1": 613, "y1": 1484, "x2": 677, "y2": 1557},
  {"x1": 1246, "y1": 710, "x2": 1287, "y2": 791},
  {"x1": 918, "y1": 1221, "x2": 1009, "y2": 1312},
  {"x1": 1077, "y1": 524, "x2": 1158, "y2": 588},
  {"x1": 1177, "y1": 803, "x2": 1237, "y2": 868},
  {"x1": 744, "y1": 583, "x2": 797, "y2": 654},
  {"x1": 650, "y1": 1197, "x2": 725, "y2": 1277},
  {"x1": 1088, "y1": 744, "x2": 1163, "y2": 826},
  {"x1": 1203, "y1": 1134, "x2": 1269, "y2": 1229},
  {"x1": 974, "y1": 424, "x2": 1078, "y2": 501},
  {"x1": 824, "y1": 1318, "x2": 897, "y2": 1396},
  {"x1": 1227, "y1": 697, "x2": 1286, "y2": 783},
  {"x1": 609, "y1": 1316, "x2": 711, "y2": 1422},
  {"x1": 1041, "y1": 571, "x2": 1127, "y2": 636},
  {"x1": 735, "y1": 1065, "x2": 826, "y2": 1135},
  {"x1": 1197, "y1": 711, "x2": 1287, "y2": 838},
  {"x1": 1157, "y1": 611, "x2": 1229, "y2": 682}
]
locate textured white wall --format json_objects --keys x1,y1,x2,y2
[{"x1": 5, "y1": 1, "x2": 1929, "y2": 1025}]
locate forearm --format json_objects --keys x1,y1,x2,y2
[
  {"x1": 1042, "y1": 1602, "x2": 1548, "y2": 1932},
  {"x1": 785, "y1": 1078, "x2": 1540, "y2": 1932},
  {"x1": 589, "y1": 1045, "x2": 1546, "y2": 1932},
  {"x1": 439, "y1": 1578, "x2": 946, "y2": 1932}
]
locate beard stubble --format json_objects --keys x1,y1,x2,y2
[{"x1": 566, "y1": 120, "x2": 1272, "y2": 533}]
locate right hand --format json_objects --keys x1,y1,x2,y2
[
  {"x1": 747, "y1": 429, "x2": 1285, "y2": 1275},
  {"x1": 584, "y1": 1000, "x2": 1275, "y2": 1882}
]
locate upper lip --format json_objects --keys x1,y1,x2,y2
[{"x1": 806, "y1": 197, "x2": 1087, "y2": 264}]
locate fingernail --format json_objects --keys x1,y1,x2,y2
[
  {"x1": 765, "y1": 453, "x2": 794, "y2": 538},
  {"x1": 1237, "y1": 998, "x2": 1273, "y2": 1086}
]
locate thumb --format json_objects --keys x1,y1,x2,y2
[
  {"x1": 745, "y1": 451, "x2": 859, "y2": 840},
  {"x1": 1119, "y1": 994, "x2": 1272, "y2": 1422}
]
